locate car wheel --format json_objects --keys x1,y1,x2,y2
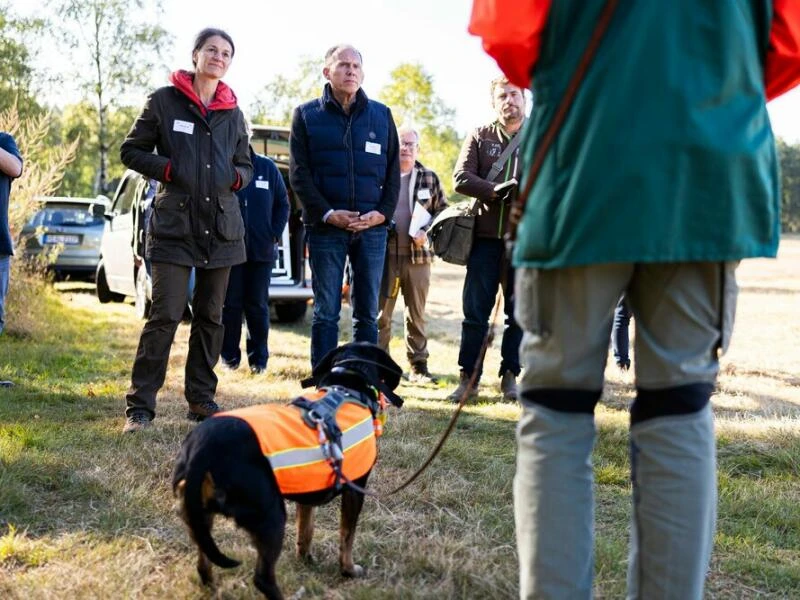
[
  {"x1": 274, "y1": 301, "x2": 307, "y2": 323},
  {"x1": 96, "y1": 261, "x2": 124, "y2": 303},
  {"x1": 134, "y1": 266, "x2": 152, "y2": 320}
]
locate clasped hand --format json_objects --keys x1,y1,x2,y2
[{"x1": 327, "y1": 210, "x2": 385, "y2": 231}]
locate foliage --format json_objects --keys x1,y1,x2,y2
[
  {"x1": 56, "y1": 102, "x2": 138, "y2": 197},
  {"x1": 777, "y1": 138, "x2": 800, "y2": 233},
  {"x1": 249, "y1": 56, "x2": 324, "y2": 127},
  {"x1": 379, "y1": 63, "x2": 463, "y2": 198},
  {"x1": 0, "y1": 5, "x2": 46, "y2": 119},
  {"x1": 0, "y1": 105, "x2": 78, "y2": 239},
  {"x1": 47, "y1": 0, "x2": 172, "y2": 193}
]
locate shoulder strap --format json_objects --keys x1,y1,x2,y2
[
  {"x1": 507, "y1": 0, "x2": 620, "y2": 248},
  {"x1": 486, "y1": 132, "x2": 522, "y2": 182}
]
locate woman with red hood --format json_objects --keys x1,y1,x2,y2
[{"x1": 120, "y1": 27, "x2": 253, "y2": 433}]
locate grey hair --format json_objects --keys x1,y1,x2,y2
[
  {"x1": 397, "y1": 125, "x2": 420, "y2": 145},
  {"x1": 324, "y1": 44, "x2": 363, "y2": 67}
]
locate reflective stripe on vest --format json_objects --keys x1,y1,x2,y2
[{"x1": 216, "y1": 400, "x2": 377, "y2": 495}]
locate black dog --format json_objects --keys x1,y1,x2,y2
[{"x1": 173, "y1": 342, "x2": 403, "y2": 599}]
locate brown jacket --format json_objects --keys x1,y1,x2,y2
[{"x1": 452, "y1": 121, "x2": 523, "y2": 239}]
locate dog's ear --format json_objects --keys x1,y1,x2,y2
[
  {"x1": 302, "y1": 345, "x2": 345, "y2": 388},
  {"x1": 368, "y1": 345, "x2": 404, "y2": 408},
  {"x1": 372, "y1": 346, "x2": 402, "y2": 391}
]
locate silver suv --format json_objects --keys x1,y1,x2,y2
[{"x1": 96, "y1": 125, "x2": 312, "y2": 322}]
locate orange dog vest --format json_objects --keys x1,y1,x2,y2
[{"x1": 216, "y1": 391, "x2": 381, "y2": 495}]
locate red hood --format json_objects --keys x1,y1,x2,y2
[{"x1": 169, "y1": 70, "x2": 238, "y2": 115}]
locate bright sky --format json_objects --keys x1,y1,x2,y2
[{"x1": 13, "y1": 0, "x2": 800, "y2": 141}]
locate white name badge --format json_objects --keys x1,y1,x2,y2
[
  {"x1": 365, "y1": 141, "x2": 381, "y2": 155},
  {"x1": 173, "y1": 120, "x2": 194, "y2": 135},
  {"x1": 255, "y1": 180, "x2": 269, "y2": 189},
  {"x1": 417, "y1": 188, "x2": 431, "y2": 200}
]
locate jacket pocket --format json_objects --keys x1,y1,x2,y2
[
  {"x1": 151, "y1": 193, "x2": 191, "y2": 240},
  {"x1": 216, "y1": 195, "x2": 245, "y2": 241}
]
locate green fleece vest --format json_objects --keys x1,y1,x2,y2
[{"x1": 514, "y1": 1, "x2": 780, "y2": 269}]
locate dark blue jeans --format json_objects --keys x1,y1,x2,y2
[
  {"x1": 611, "y1": 295, "x2": 632, "y2": 364},
  {"x1": 307, "y1": 225, "x2": 387, "y2": 368},
  {"x1": 221, "y1": 260, "x2": 272, "y2": 369},
  {"x1": 458, "y1": 237, "x2": 521, "y2": 379}
]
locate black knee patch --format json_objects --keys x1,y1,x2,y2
[
  {"x1": 631, "y1": 383, "x2": 713, "y2": 425},
  {"x1": 520, "y1": 389, "x2": 601, "y2": 414}
]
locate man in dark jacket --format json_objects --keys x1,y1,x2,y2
[
  {"x1": 221, "y1": 145, "x2": 289, "y2": 374},
  {"x1": 290, "y1": 44, "x2": 400, "y2": 368},
  {"x1": 448, "y1": 76, "x2": 525, "y2": 402}
]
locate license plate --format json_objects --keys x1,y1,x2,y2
[{"x1": 44, "y1": 234, "x2": 80, "y2": 245}]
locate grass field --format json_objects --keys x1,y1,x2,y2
[{"x1": 0, "y1": 238, "x2": 798, "y2": 599}]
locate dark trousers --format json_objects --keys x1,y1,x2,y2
[
  {"x1": 221, "y1": 261, "x2": 272, "y2": 369},
  {"x1": 612, "y1": 295, "x2": 632, "y2": 364},
  {"x1": 125, "y1": 262, "x2": 230, "y2": 418},
  {"x1": 458, "y1": 237, "x2": 522, "y2": 379}
]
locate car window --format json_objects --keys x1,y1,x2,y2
[
  {"x1": 114, "y1": 176, "x2": 139, "y2": 215},
  {"x1": 30, "y1": 204, "x2": 104, "y2": 227}
]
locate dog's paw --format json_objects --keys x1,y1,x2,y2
[{"x1": 341, "y1": 563, "x2": 364, "y2": 578}]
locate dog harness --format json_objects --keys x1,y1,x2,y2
[{"x1": 216, "y1": 387, "x2": 386, "y2": 495}]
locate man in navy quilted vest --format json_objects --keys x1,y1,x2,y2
[{"x1": 290, "y1": 44, "x2": 400, "y2": 368}]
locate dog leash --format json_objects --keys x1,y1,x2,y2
[{"x1": 326, "y1": 293, "x2": 504, "y2": 500}]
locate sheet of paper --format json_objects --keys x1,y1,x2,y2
[{"x1": 408, "y1": 203, "x2": 433, "y2": 237}]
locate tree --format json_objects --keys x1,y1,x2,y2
[
  {"x1": 0, "y1": 6, "x2": 46, "y2": 118},
  {"x1": 378, "y1": 63, "x2": 463, "y2": 197},
  {"x1": 777, "y1": 138, "x2": 800, "y2": 233},
  {"x1": 56, "y1": 101, "x2": 139, "y2": 196},
  {"x1": 0, "y1": 105, "x2": 78, "y2": 239},
  {"x1": 249, "y1": 57, "x2": 324, "y2": 127},
  {"x1": 49, "y1": 0, "x2": 171, "y2": 194}
]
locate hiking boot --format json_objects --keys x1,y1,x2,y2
[
  {"x1": 500, "y1": 371, "x2": 518, "y2": 402},
  {"x1": 123, "y1": 411, "x2": 152, "y2": 433},
  {"x1": 447, "y1": 371, "x2": 478, "y2": 403},
  {"x1": 186, "y1": 400, "x2": 221, "y2": 422},
  {"x1": 409, "y1": 362, "x2": 438, "y2": 384}
]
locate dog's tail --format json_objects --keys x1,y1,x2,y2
[{"x1": 176, "y1": 451, "x2": 241, "y2": 569}]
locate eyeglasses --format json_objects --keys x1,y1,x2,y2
[{"x1": 400, "y1": 141, "x2": 418, "y2": 148}]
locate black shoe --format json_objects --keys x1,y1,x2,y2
[
  {"x1": 186, "y1": 401, "x2": 221, "y2": 422},
  {"x1": 616, "y1": 359, "x2": 631, "y2": 371},
  {"x1": 250, "y1": 365, "x2": 266, "y2": 375},
  {"x1": 122, "y1": 411, "x2": 152, "y2": 433},
  {"x1": 0, "y1": 380, "x2": 13, "y2": 388}
]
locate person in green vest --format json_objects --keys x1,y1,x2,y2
[{"x1": 470, "y1": 1, "x2": 800, "y2": 598}]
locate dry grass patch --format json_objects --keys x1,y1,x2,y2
[{"x1": 1, "y1": 240, "x2": 799, "y2": 598}]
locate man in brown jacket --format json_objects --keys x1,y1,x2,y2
[{"x1": 448, "y1": 76, "x2": 525, "y2": 402}]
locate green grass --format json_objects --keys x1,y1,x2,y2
[{"x1": 1, "y1": 242, "x2": 799, "y2": 598}]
